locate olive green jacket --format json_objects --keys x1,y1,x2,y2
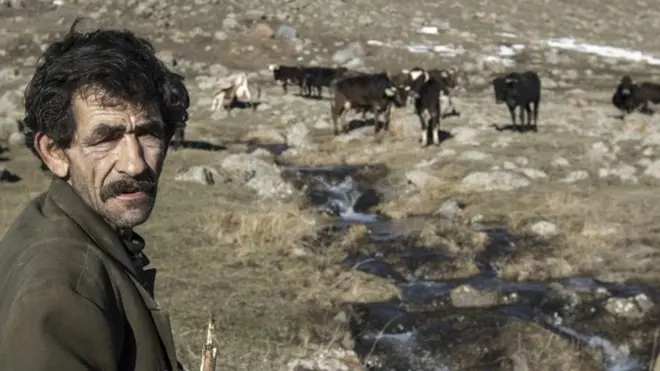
[{"x1": 0, "y1": 178, "x2": 179, "y2": 371}]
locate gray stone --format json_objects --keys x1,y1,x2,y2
[{"x1": 462, "y1": 171, "x2": 530, "y2": 191}]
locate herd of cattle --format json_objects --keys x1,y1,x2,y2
[
  {"x1": 203, "y1": 63, "x2": 660, "y2": 149},
  {"x1": 6, "y1": 62, "x2": 660, "y2": 173}
]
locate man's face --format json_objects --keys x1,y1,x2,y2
[{"x1": 64, "y1": 91, "x2": 167, "y2": 229}]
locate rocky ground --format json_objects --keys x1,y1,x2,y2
[{"x1": 3, "y1": 0, "x2": 660, "y2": 370}]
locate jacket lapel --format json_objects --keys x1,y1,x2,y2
[
  {"x1": 47, "y1": 178, "x2": 140, "y2": 280},
  {"x1": 127, "y1": 274, "x2": 179, "y2": 371},
  {"x1": 47, "y1": 178, "x2": 179, "y2": 369}
]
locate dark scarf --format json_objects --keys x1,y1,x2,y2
[{"x1": 121, "y1": 229, "x2": 157, "y2": 298}]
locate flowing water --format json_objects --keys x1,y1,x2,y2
[{"x1": 281, "y1": 164, "x2": 658, "y2": 370}]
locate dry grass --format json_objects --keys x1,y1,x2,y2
[
  {"x1": 202, "y1": 198, "x2": 319, "y2": 258},
  {"x1": 501, "y1": 322, "x2": 600, "y2": 371},
  {"x1": 456, "y1": 184, "x2": 660, "y2": 284}
]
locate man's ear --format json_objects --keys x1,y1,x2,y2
[{"x1": 34, "y1": 132, "x2": 69, "y2": 178}]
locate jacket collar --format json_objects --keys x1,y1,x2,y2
[{"x1": 46, "y1": 177, "x2": 142, "y2": 280}]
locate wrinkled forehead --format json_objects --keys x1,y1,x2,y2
[
  {"x1": 71, "y1": 88, "x2": 163, "y2": 139},
  {"x1": 74, "y1": 88, "x2": 160, "y2": 122}
]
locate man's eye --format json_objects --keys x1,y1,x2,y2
[
  {"x1": 97, "y1": 135, "x2": 121, "y2": 145},
  {"x1": 140, "y1": 131, "x2": 163, "y2": 139}
]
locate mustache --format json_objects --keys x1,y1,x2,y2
[{"x1": 100, "y1": 177, "x2": 157, "y2": 202}]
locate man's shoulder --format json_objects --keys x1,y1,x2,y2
[
  {"x1": 0, "y1": 196, "x2": 117, "y2": 309},
  {"x1": 0, "y1": 191, "x2": 91, "y2": 248}
]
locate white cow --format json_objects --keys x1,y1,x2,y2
[{"x1": 210, "y1": 72, "x2": 253, "y2": 112}]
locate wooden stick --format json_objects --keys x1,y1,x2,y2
[{"x1": 200, "y1": 315, "x2": 217, "y2": 371}]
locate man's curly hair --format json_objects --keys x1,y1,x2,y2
[{"x1": 23, "y1": 17, "x2": 190, "y2": 149}]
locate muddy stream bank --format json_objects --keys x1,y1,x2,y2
[{"x1": 280, "y1": 163, "x2": 660, "y2": 371}]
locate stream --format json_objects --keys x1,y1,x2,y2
[{"x1": 281, "y1": 164, "x2": 659, "y2": 371}]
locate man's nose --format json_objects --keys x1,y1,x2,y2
[{"x1": 116, "y1": 135, "x2": 147, "y2": 176}]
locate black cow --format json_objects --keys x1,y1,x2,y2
[
  {"x1": 302, "y1": 66, "x2": 348, "y2": 98},
  {"x1": 268, "y1": 64, "x2": 304, "y2": 95},
  {"x1": 612, "y1": 75, "x2": 660, "y2": 115},
  {"x1": 414, "y1": 77, "x2": 454, "y2": 146},
  {"x1": 492, "y1": 71, "x2": 541, "y2": 132},
  {"x1": 331, "y1": 73, "x2": 409, "y2": 135},
  {"x1": 395, "y1": 67, "x2": 461, "y2": 115}
]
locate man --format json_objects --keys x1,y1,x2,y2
[{"x1": 0, "y1": 18, "x2": 189, "y2": 371}]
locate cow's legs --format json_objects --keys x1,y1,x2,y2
[
  {"x1": 332, "y1": 104, "x2": 342, "y2": 135},
  {"x1": 423, "y1": 110, "x2": 433, "y2": 147},
  {"x1": 211, "y1": 91, "x2": 226, "y2": 112},
  {"x1": 340, "y1": 109, "x2": 350, "y2": 133},
  {"x1": 433, "y1": 103, "x2": 441, "y2": 145},
  {"x1": 525, "y1": 103, "x2": 532, "y2": 130},
  {"x1": 518, "y1": 105, "x2": 525, "y2": 132},
  {"x1": 532, "y1": 100, "x2": 539, "y2": 132},
  {"x1": 282, "y1": 81, "x2": 289, "y2": 94},
  {"x1": 381, "y1": 104, "x2": 392, "y2": 133},
  {"x1": 507, "y1": 105, "x2": 517, "y2": 129},
  {"x1": 418, "y1": 112, "x2": 427, "y2": 131}
]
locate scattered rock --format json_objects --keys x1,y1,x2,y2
[
  {"x1": 529, "y1": 221, "x2": 558, "y2": 238},
  {"x1": 551, "y1": 157, "x2": 570, "y2": 167},
  {"x1": 276, "y1": 25, "x2": 298, "y2": 39},
  {"x1": 462, "y1": 171, "x2": 530, "y2": 191},
  {"x1": 405, "y1": 170, "x2": 440, "y2": 188},
  {"x1": 518, "y1": 168, "x2": 548, "y2": 180},
  {"x1": 450, "y1": 284, "x2": 500, "y2": 308},
  {"x1": 643, "y1": 159, "x2": 660, "y2": 179},
  {"x1": 252, "y1": 23, "x2": 275, "y2": 39},
  {"x1": 7, "y1": 131, "x2": 24, "y2": 146},
  {"x1": 220, "y1": 153, "x2": 295, "y2": 198},
  {"x1": 459, "y1": 150, "x2": 493, "y2": 161},
  {"x1": 598, "y1": 163, "x2": 637, "y2": 183},
  {"x1": 174, "y1": 166, "x2": 223, "y2": 185},
  {"x1": 604, "y1": 294, "x2": 654, "y2": 319},
  {"x1": 558, "y1": 170, "x2": 589, "y2": 183},
  {"x1": 435, "y1": 200, "x2": 462, "y2": 220}
]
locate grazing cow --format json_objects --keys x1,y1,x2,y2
[
  {"x1": 414, "y1": 77, "x2": 452, "y2": 146},
  {"x1": 210, "y1": 72, "x2": 259, "y2": 112},
  {"x1": 331, "y1": 73, "x2": 409, "y2": 135},
  {"x1": 302, "y1": 66, "x2": 348, "y2": 98},
  {"x1": 492, "y1": 71, "x2": 541, "y2": 132},
  {"x1": 612, "y1": 75, "x2": 660, "y2": 115},
  {"x1": 268, "y1": 64, "x2": 304, "y2": 95}
]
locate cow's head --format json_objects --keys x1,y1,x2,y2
[
  {"x1": 617, "y1": 75, "x2": 635, "y2": 97},
  {"x1": 384, "y1": 84, "x2": 409, "y2": 108},
  {"x1": 492, "y1": 76, "x2": 507, "y2": 104},
  {"x1": 613, "y1": 75, "x2": 641, "y2": 112},
  {"x1": 395, "y1": 68, "x2": 428, "y2": 104},
  {"x1": 441, "y1": 67, "x2": 460, "y2": 89},
  {"x1": 268, "y1": 64, "x2": 279, "y2": 72},
  {"x1": 502, "y1": 75, "x2": 522, "y2": 107}
]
